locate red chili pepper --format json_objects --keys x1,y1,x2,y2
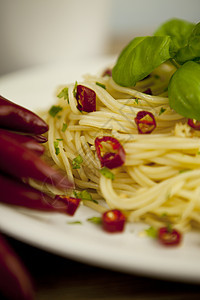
[
  {"x1": 55, "y1": 195, "x2": 81, "y2": 216},
  {"x1": 76, "y1": 85, "x2": 96, "y2": 112},
  {"x1": 102, "y1": 68, "x2": 112, "y2": 77},
  {"x1": 102, "y1": 209, "x2": 126, "y2": 233},
  {"x1": 135, "y1": 110, "x2": 156, "y2": 134},
  {"x1": 158, "y1": 227, "x2": 182, "y2": 246},
  {"x1": 0, "y1": 129, "x2": 45, "y2": 156},
  {"x1": 187, "y1": 119, "x2": 200, "y2": 130},
  {"x1": 0, "y1": 130, "x2": 73, "y2": 190},
  {"x1": 0, "y1": 173, "x2": 74, "y2": 213},
  {"x1": 0, "y1": 233, "x2": 35, "y2": 300},
  {"x1": 143, "y1": 88, "x2": 152, "y2": 95},
  {"x1": 29, "y1": 134, "x2": 48, "y2": 143},
  {"x1": 0, "y1": 95, "x2": 48, "y2": 134},
  {"x1": 95, "y1": 136, "x2": 125, "y2": 169}
]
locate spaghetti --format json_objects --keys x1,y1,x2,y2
[{"x1": 40, "y1": 61, "x2": 200, "y2": 233}]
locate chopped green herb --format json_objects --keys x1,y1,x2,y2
[
  {"x1": 145, "y1": 226, "x2": 157, "y2": 238},
  {"x1": 87, "y1": 216, "x2": 102, "y2": 224},
  {"x1": 73, "y1": 81, "x2": 78, "y2": 98},
  {"x1": 62, "y1": 123, "x2": 68, "y2": 132},
  {"x1": 73, "y1": 190, "x2": 98, "y2": 204},
  {"x1": 134, "y1": 98, "x2": 139, "y2": 104},
  {"x1": 72, "y1": 154, "x2": 83, "y2": 169},
  {"x1": 99, "y1": 167, "x2": 115, "y2": 180},
  {"x1": 67, "y1": 221, "x2": 82, "y2": 225},
  {"x1": 96, "y1": 82, "x2": 106, "y2": 89},
  {"x1": 49, "y1": 105, "x2": 63, "y2": 117},
  {"x1": 159, "y1": 107, "x2": 166, "y2": 115},
  {"x1": 56, "y1": 138, "x2": 63, "y2": 141},
  {"x1": 57, "y1": 87, "x2": 69, "y2": 101},
  {"x1": 179, "y1": 169, "x2": 191, "y2": 173},
  {"x1": 166, "y1": 223, "x2": 173, "y2": 233},
  {"x1": 54, "y1": 140, "x2": 60, "y2": 155}
]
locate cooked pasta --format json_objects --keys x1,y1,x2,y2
[{"x1": 40, "y1": 61, "x2": 200, "y2": 233}]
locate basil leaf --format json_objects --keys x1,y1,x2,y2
[
  {"x1": 168, "y1": 61, "x2": 200, "y2": 120},
  {"x1": 154, "y1": 18, "x2": 194, "y2": 53},
  {"x1": 112, "y1": 36, "x2": 172, "y2": 87},
  {"x1": 175, "y1": 22, "x2": 200, "y2": 64}
]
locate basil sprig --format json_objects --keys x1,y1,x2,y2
[{"x1": 112, "y1": 18, "x2": 200, "y2": 121}]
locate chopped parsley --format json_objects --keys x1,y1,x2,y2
[
  {"x1": 99, "y1": 167, "x2": 115, "y2": 180},
  {"x1": 67, "y1": 221, "x2": 82, "y2": 225},
  {"x1": 96, "y1": 82, "x2": 106, "y2": 89},
  {"x1": 145, "y1": 226, "x2": 157, "y2": 238},
  {"x1": 159, "y1": 107, "x2": 166, "y2": 115},
  {"x1": 73, "y1": 81, "x2": 78, "y2": 98},
  {"x1": 134, "y1": 98, "x2": 139, "y2": 104},
  {"x1": 87, "y1": 216, "x2": 102, "y2": 224},
  {"x1": 74, "y1": 190, "x2": 98, "y2": 204},
  {"x1": 54, "y1": 140, "x2": 60, "y2": 155},
  {"x1": 61, "y1": 123, "x2": 68, "y2": 132},
  {"x1": 72, "y1": 154, "x2": 83, "y2": 169},
  {"x1": 57, "y1": 87, "x2": 69, "y2": 101},
  {"x1": 49, "y1": 105, "x2": 63, "y2": 117}
]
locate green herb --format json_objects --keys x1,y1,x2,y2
[
  {"x1": 72, "y1": 155, "x2": 83, "y2": 169},
  {"x1": 61, "y1": 123, "x2": 68, "y2": 132},
  {"x1": 96, "y1": 82, "x2": 106, "y2": 89},
  {"x1": 73, "y1": 190, "x2": 98, "y2": 204},
  {"x1": 73, "y1": 81, "x2": 78, "y2": 98},
  {"x1": 49, "y1": 105, "x2": 63, "y2": 117},
  {"x1": 134, "y1": 98, "x2": 139, "y2": 104},
  {"x1": 57, "y1": 87, "x2": 69, "y2": 101},
  {"x1": 99, "y1": 167, "x2": 115, "y2": 180},
  {"x1": 145, "y1": 226, "x2": 157, "y2": 238},
  {"x1": 67, "y1": 221, "x2": 82, "y2": 225},
  {"x1": 179, "y1": 169, "x2": 191, "y2": 173},
  {"x1": 87, "y1": 216, "x2": 102, "y2": 224},
  {"x1": 54, "y1": 140, "x2": 60, "y2": 155},
  {"x1": 56, "y1": 138, "x2": 63, "y2": 141},
  {"x1": 159, "y1": 107, "x2": 166, "y2": 115},
  {"x1": 112, "y1": 18, "x2": 200, "y2": 121}
]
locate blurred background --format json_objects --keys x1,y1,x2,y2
[{"x1": 0, "y1": 0, "x2": 199, "y2": 76}]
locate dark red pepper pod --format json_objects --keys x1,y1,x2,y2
[
  {"x1": 0, "y1": 130, "x2": 74, "y2": 190},
  {"x1": 102, "y1": 209, "x2": 126, "y2": 233},
  {"x1": 29, "y1": 134, "x2": 48, "y2": 143},
  {"x1": 76, "y1": 85, "x2": 96, "y2": 112},
  {"x1": 0, "y1": 173, "x2": 74, "y2": 213},
  {"x1": 0, "y1": 95, "x2": 48, "y2": 134},
  {"x1": 0, "y1": 129, "x2": 45, "y2": 156},
  {"x1": 55, "y1": 195, "x2": 81, "y2": 216},
  {"x1": 0, "y1": 233, "x2": 35, "y2": 300},
  {"x1": 187, "y1": 119, "x2": 200, "y2": 131},
  {"x1": 135, "y1": 110, "x2": 156, "y2": 134},
  {"x1": 95, "y1": 136, "x2": 125, "y2": 169},
  {"x1": 158, "y1": 227, "x2": 182, "y2": 246}
]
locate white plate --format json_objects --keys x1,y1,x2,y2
[{"x1": 1, "y1": 57, "x2": 200, "y2": 284}]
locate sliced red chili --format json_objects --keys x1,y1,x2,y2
[
  {"x1": 95, "y1": 136, "x2": 125, "y2": 169},
  {"x1": 158, "y1": 227, "x2": 182, "y2": 246},
  {"x1": 143, "y1": 88, "x2": 152, "y2": 95},
  {"x1": 55, "y1": 195, "x2": 81, "y2": 216},
  {"x1": 102, "y1": 68, "x2": 112, "y2": 77},
  {"x1": 76, "y1": 85, "x2": 96, "y2": 112},
  {"x1": 135, "y1": 110, "x2": 156, "y2": 134},
  {"x1": 187, "y1": 119, "x2": 200, "y2": 130},
  {"x1": 102, "y1": 209, "x2": 126, "y2": 233}
]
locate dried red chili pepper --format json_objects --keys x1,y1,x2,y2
[
  {"x1": 55, "y1": 195, "x2": 81, "y2": 216},
  {"x1": 76, "y1": 85, "x2": 96, "y2": 112},
  {"x1": 0, "y1": 233, "x2": 35, "y2": 300},
  {"x1": 158, "y1": 227, "x2": 182, "y2": 246},
  {"x1": 135, "y1": 110, "x2": 156, "y2": 134},
  {"x1": 187, "y1": 119, "x2": 200, "y2": 130},
  {"x1": 0, "y1": 95, "x2": 48, "y2": 134},
  {"x1": 102, "y1": 209, "x2": 126, "y2": 233},
  {"x1": 95, "y1": 136, "x2": 125, "y2": 169}
]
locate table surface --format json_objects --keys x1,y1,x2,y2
[{"x1": 1, "y1": 233, "x2": 200, "y2": 300}]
